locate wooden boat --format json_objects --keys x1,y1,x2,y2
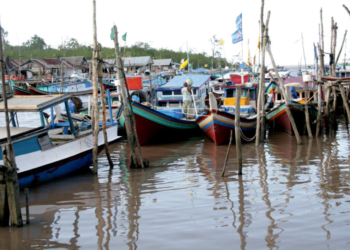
[
  {"x1": 25, "y1": 79, "x2": 115, "y2": 96},
  {"x1": 0, "y1": 94, "x2": 121, "y2": 188},
  {"x1": 118, "y1": 75, "x2": 210, "y2": 145},
  {"x1": 266, "y1": 80, "x2": 321, "y2": 135},
  {"x1": 196, "y1": 82, "x2": 258, "y2": 145}
]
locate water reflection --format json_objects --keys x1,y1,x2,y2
[{"x1": 0, "y1": 119, "x2": 350, "y2": 249}]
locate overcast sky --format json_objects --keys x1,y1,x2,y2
[{"x1": 1, "y1": 0, "x2": 350, "y2": 67}]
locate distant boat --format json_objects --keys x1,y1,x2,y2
[
  {"x1": 25, "y1": 80, "x2": 115, "y2": 96},
  {"x1": 0, "y1": 94, "x2": 121, "y2": 188},
  {"x1": 266, "y1": 77, "x2": 321, "y2": 135}
]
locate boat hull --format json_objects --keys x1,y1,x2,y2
[
  {"x1": 13, "y1": 86, "x2": 30, "y2": 95},
  {"x1": 119, "y1": 102, "x2": 199, "y2": 145},
  {"x1": 266, "y1": 103, "x2": 319, "y2": 135},
  {"x1": 196, "y1": 110, "x2": 257, "y2": 145},
  {"x1": 0, "y1": 126, "x2": 120, "y2": 188}
]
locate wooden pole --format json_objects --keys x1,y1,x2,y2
[
  {"x1": 221, "y1": 130, "x2": 233, "y2": 177},
  {"x1": 97, "y1": 43, "x2": 114, "y2": 169},
  {"x1": 316, "y1": 46, "x2": 323, "y2": 136},
  {"x1": 335, "y1": 31, "x2": 347, "y2": 66},
  {"x1": 301, "y1": 33, "x2": 313, "y2": 138},
  {"x1": 112, "y1": 25, "x2": 144, "y2": 168},
  {"x1": 0, "y1": 22, "x2": 23, "y2": 227},
  {"x1": 260, "y1": 6, "x2": 269, "y2": 141},
  {"x1": 92, "y1": 0, "x2": 100, "y2": 174},
  {"x1": 235, "y1": 86, "x2": 243, "y2": 175},
  {"x1": 0, "y1": 166, "x2": 9, "y2": 226},
  {"x1": 266, "y1": 20, "x2": 302, "y2": 144},
  {"x1": 149, "y1": 64, "x2": 154, "y2": 105},
  {"x1": 60, "y1": 60, "x2": 64, "y2": 94},
  {"x1": 339, "y1": 83, "x2": 350, "y2": 122},
  {"x1": 255, "y1": 0, "x2": 265, "y2": 146}
]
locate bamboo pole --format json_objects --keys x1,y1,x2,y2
[
  {"x1": 112, "y1": 25, "x2": 144, "y2": 168},
  {"x1": 266, "y1": 20, "x2": 302, "y2": 144},
  {"x1": 97, "y1": 43, "x2": 114, "y2": 169},
  {"x1": 335, "y1": 31, "x2": 347, "y2": 66},
  {"x1": 221, "y1": 130, "x2": 233, "y2": 177},
  {"x1": 316, "y1": 44, "x2": 323, "y2": 136},
  {"x1": 260, "y1": 7, "x2": 269, "y2": 141},
  {"x1": 92, "y1": 0, "x2": 100, "y2": 174},
  {"x1": 255, "y1": 0, "x2": 265, "y2": 146},
  {"x1": 235, "y1": 86, "x2": 243, "y2": 175},
  {"x1": 301, "y1": 33, "x2": 313, "y2": 138},
  {"x1": 60, "y1": 60, "x2": 64, "y2": 94}
]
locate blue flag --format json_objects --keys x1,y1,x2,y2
[{"x1": 232, "y1": 13, "x2": 243, "y2": 44}]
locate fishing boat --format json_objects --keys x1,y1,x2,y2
[
  {"x1": 118, "y1": 75, "x2": 210, "y2": 145},
  {"x1": 0, "y1": 94, "x2": 121, "y2": 188},
  {"x1": 196, "y1": 80, "x2": 258, "y2": 145},
  {"x1": 25, "y1": 79, "x2": 115, "y2": 96},
  {"x1": 266, "y1": 78, "x2": 321, "y2": 135}
]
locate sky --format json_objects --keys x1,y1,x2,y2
[{"x1": 1, "y1": 0, "x2": 350, "y2": 67}]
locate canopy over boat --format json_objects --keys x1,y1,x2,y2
[
  {"x1": 155, "y1": 75, "x2": 210, "y2": 91},
  {"x1": 0, "y1": 94, "x2": 70, "y2": 112}
]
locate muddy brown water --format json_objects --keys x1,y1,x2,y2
[{"x1": 1, "y1": 114, "x2": 350, "y2": 249}]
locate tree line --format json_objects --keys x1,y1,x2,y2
[{"x1": 1, "y1": 28, "x2": 231, "y2": 69}]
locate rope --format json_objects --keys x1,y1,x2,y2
[
  {"x1": 239, "y1": 127, "x2": 256, "y2": 141},
  {"x1": 304, "y1": 90, "x2": 318, "y2": 104}
]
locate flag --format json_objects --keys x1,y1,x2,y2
[
  {"x1": 180, "y1": 59, "x2": 188, "y2": 70},
  {"x1": 204, "y1": 64, "x2": 208, "y2": 68},
  {"x1": 110, "y1": 27, "x2": 114, "y2": 40},
  {"x1": 247, "y1": 40, "x2": 250, "y2": 66},
  {"x1": 219, "y1": 39, "x2": 225, "y2": 46},
  {"x1": 232, "y1": 13, "x2": 243, "y2": 44},
  {"x1": 253, "y1": 55, "x2": 256, "y2": 65},
  {"x1": 122, "y1": 32, "x2": 127, "y2": 41},
  {"x1": 180, "y1": 58, "x2": 184, "y2": 64},
  {"x1": 257, "y1": 35, "x2": 261, "y2": 52}
]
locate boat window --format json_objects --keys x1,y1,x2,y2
[
  {"x1": 192, "y1": 89, "x2": 197, "y2": 95},
  {"x1": 226, "y1": 89, "x2": 235, "y2": 97},
  {"x1": 159, "y1": 102, "x2": 167, "y2": 107},
  {"x1": 169, "y1": 102, "x2": 179, "y2": 107},
  {"x1": 174, "y1": 90, "x2": 181, "y2": 95},
  {"x1": 249, "y1": 89, "x2": 255, "y2": 99},
  {"x1": 112, "y1": 97, "x2": 119, "y2": 102},
  {"x1": 38, "y1": 134, "x2": 53, "y2": 150},
  {"x1": 309, "y1": 92, "x2": 314, "y2": 101},
  {"x1": 277, "y1": 93, "x2": 282, "y2": 101},
  {"x1": 302, "y1": 92, "x2": 305, "y2": 98},
  {"x1": 241, "y1": 90, "x2": 247, "y2": 97},
  {"x1": 163, "y1": 91, "x2": 172, "y2": 95}
]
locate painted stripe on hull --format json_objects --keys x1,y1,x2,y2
[
  {"x1": 13, "y1": 86, "x2": 30, "y2": 95},
  {"x1": 197, "y1": 111, "x2": 256, "y2": 145}
]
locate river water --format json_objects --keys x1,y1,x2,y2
[{"x1": 1, "y1": 113, "x2": 350, "y2": 249}]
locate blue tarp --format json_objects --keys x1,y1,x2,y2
[
  {"x1": 221, "y1": 106, "x2": 256, "y2": 116},
  {"x1": 154, "y1": 75, "x2": 210, "y2": 91},
  {"x1": 192, "y1": 68, "x2": 207, "y2": 73}
]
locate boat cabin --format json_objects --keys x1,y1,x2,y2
[
  {"x1": 154, "y1": 75, "x2": 210, "y2": 110},
  {"x1": 273, "y1": 83, "x2": 319, "y2": 106}
]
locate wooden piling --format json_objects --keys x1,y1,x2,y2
[
  {"x1": 112, "y1": 25, "x2": 145, "y2": 168},
  {"x1": 260, "y1": 6, "x2": 269, "y2": 142},
  {"x1": 60, "y1": 60, "x2": 64, "y2": 94},
  {"x1": 301, "y1": 33, "x2": 313, "y2": 138},
  {"x1": 316, "y1": 71, "x2": 323, "y2": 136},
  {"x1": 266, "y1": 20, "x2": 302, "y2": 144},
  {"x1": 97, "y1": 44, "x2": 114, "y2": 169},
  {"x1": 0, "y1": 166, "x2": 9, "y2": 227},
  {"x1": 92, "y1": 0, "x2": 100, "y2": 174},
  {"x1": 0, "y1": 22, "x2": 23, "y2": 227},
  {"x1": 255, "y1": 0, "x2": 265, "y2": 146},
  {"x1": 235, "y1": 86, "x2": 243, "y2": 175},
  {"x1": 339, "y1": 83, "x2": 350, "y2": 122},
  {"x1": 222, "y1": 130, "x2": 233, "y2": 177}
]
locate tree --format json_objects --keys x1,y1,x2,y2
[
  {"x1": 23, "y1": 35, "x2": 47, "y2": 50},
  {"x1": 1, "y1": 26, "x2": 9, "y2": 45},
  {"x1": 209, "y1": 35, "x2": 220, "y2": 69}
]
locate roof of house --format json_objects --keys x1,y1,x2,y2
[
  {"x1": 17, "y1": 58, "x2": 77, "y2": 69},
  {"x1": 153, "y1": 59, "x2": 173, "y2": 67},
  {"x1": 61, "y1": 56, "x2": 88, "y2": 66},
  {"x1": 122, "y1": 56, "x2": 153, "y2": 66}
]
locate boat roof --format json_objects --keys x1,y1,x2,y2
[
  {"x1": 155, "y1": 75, "x2": 210, "y2": 90},
  {"x1": 0, "y1": 94, "x2": 71, "y2": 112}
]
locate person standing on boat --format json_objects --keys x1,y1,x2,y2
[{"x1": 182, "y1": 82, "x2": 193, "y2": 119}]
